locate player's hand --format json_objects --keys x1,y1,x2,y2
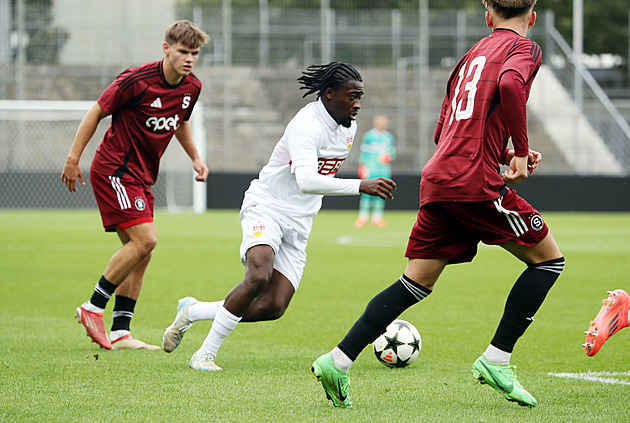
[
  {"x1": 502, "y1": 155, "x2": 528, "y2": 184},
  {"x1": 61, "y1": 159, "x2": 84, "y2": 192},
  {"x1": 359, "y1": 177, "x2": 397, "y2": 200},
  {"x1": 527, "y1": 149, "x2": 542, "y2": 174},
  {"x1": 193, "y1": 158, "x2": 209, "y2": 182},
  {"x1": 358, "y1": 164, "x2": 368, "y2": 179}
]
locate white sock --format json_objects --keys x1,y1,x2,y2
[
  {"x1": 194, "y1": 306, "x2": 241, "y2": 358},
  {"x1": 84, "y1": 301, "x2": 104, "y2": 314},
  {"x1": 331, "y1": 347, "x2": 353, "y2": 372},
  {"x1": 188, "y1": 300, "x2": 225, "y2": 322},
  {"x1": 483, "y1": 344, "x2": 511, "y2": 365},
  {"x1": 109, "y1": 329, "x2": 129, "y2": 342}
]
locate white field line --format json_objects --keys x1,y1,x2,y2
[{"x1": 548, "y1": 371, "x2": 630, "y2": 386}]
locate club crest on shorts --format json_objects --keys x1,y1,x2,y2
[
  {"x1": 253, "y1": 221, "x2": 265, "y2": 237},
  {"x1": 529, "y1": 213, "x2": 544, "y2": 231},
  {"x1": 134, "y1": 197, "x2": 146, "y2": 211}
]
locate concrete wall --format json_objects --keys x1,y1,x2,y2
[{"x1": 53, "y1": 0, "x2": 176, "y2": 67}]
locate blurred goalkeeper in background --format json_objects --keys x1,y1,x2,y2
[
  {"x1": 354, "y1": 115, "x2": 396, "y2": 228},
  {"x1": 61, "y1": 21, "x2": 209, "y2": 350}
]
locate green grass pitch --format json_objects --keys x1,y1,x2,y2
[{"x1": 1, "y1": 209, "x2": 629, "y2": 422}]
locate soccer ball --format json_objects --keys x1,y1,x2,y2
[{"x1": 372, "y1": 319, "x2": 421, "y2": 368}]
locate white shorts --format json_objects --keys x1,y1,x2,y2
[{"x1": 239, "y1": 204, "x2": 311, "y2": 290}]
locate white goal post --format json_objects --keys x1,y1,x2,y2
[{"x1": 0, "y1": 100, "x2": 207, "y2": 213}]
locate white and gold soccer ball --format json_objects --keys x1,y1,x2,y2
[{"x1": 372, "y1": 319, "x2": 421, "y2": 368}]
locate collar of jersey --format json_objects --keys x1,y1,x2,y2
[
  {"x1": 316, "y1": 98, "x2": 340, "y2": 131},
  {"x1": 491, "y1": 28, "x2": 522, "y2": 38}
]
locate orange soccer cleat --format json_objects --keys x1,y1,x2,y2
[
  {"x1": 584, "y1": 289, "x2": 629, "y2": 357},
  {"x1": 354, "y1": 218, "x2": 367, "y2": 228},
  {"x1": 75, "y1": 303, "x2": 112, "y2": 350}
]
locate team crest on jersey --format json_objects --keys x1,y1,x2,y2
[
  {"x1": 182, "y1": 95, "x2": 191, "y2": 109},
  {"x1": 346, "y1": 136, "x2": 353, "y2": 150},
  {"x1": 134, "y1": 197, "x2": 146, "y2": 211},
  {"x1": 530, "y1": 213, "x2": 544, "y2": 231},
  {"x1": 253, "y1": 221, "x2": 266, "y2": 237}
]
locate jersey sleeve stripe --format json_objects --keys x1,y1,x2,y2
[{"x1": 119, "y1": 67, "x2": 161, "y2": 92}]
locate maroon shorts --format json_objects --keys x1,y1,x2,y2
[
  {"x1": 90, "y1": 171, "x2": 154, "y2": 232},
  {"x1": 405, "y1": 188, "x2": 548, "y2": 264}
]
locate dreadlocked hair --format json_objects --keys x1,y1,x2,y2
[{"x1": 297, "y1": 62, "x2": 362, "y2": 99}]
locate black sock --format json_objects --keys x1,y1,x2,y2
[
  {"x1": 89, "y1": 275, "x2": 117, "y2": 309},
  {"x1": 338, "y1": 274, "x2": 432, "y2": 361},
  {"x1": 111, "y1": 295, "x2": 136, "y2": 332},
  {"x1": 491, "y1": 257, "x2": 565, "y2": 352}
]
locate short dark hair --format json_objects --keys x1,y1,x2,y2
[
  {"x1": 482, "y1": 0, "x2": 537, "y2": 19},
  {"x1": 297, "y1": 62, "x2": 362, "y2": 99}
]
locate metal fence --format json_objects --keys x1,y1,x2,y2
[
  {"x1": 543, "y1": 15, "x2": 630, "y2": 171},
  {"x1": 1, "y1": 1, "x2": 628, "y2": 195}
]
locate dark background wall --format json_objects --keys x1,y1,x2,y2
[
  {"x1": 1, "y1": 172, "x2": 628, "y2": 212},
  {"x1": 207, "y1": 173, "x2": 630, "y2": 212}
]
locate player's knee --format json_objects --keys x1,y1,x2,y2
[
  {"x1": 262, "y1": 300, "x2": 288, "y2": 320},
  {"x1": 139, "y1": 235, "x2": 157, "y2": 254}
]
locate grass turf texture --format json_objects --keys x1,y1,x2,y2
[{"x1": 1, "y1": 209, "x2": 629, "y2": 422}]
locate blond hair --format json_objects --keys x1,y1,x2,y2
[
  {"x1": 482, "y1": 0, "x2": 537, "y2": 19},
  {"x1": 164, "y1": 20, "x2": 209, "y2": 49}
]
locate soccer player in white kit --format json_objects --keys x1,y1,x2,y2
[{"x1": 162, "y1": 62, "x2": 397, "y2": 370}]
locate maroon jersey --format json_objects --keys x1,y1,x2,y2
[
  {"x1": 420, "y1": 29, "x2": 541, "y2": 206},
  {"x1": 90, "y1": 60, "x2": 202, "y2": 186}
]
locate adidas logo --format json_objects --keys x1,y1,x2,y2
[{"x1": 150, "y1": 98, "x2": 162, "y2": 108}]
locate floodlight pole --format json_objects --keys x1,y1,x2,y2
[
  {"x1": 223, "y1": 0, "x2": 233, "y2": 168},
  {"x1": 16, "y1": 0, "x2": 25, "y2": 100},
  {"x1": 573, "y1": 0, "x2": 583, "y2": 111},
  {"x1": 417, "y1": 0, "x2": 429, "y2": 168},
  {"x1": 321, "y1": 0, "x2": 332, "y2": 63}
]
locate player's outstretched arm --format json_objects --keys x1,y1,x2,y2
[
  {"x1": 61, "y1": 102, "x2": 107, "y2": 192},
  {"x1": 359, "y1": 177, "x2": 396, "y2": 200},
  {"x1": 174, "y1": 121, "x2": 209, "y2": 182}
]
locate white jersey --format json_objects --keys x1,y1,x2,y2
[{"x1": 242, "y1": 99, "x2": 357, "y2": 222}]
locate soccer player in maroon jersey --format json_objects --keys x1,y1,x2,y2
[
  {"x1": 312, "y1": 0, "x2": 564, "y2": 408},
  {"x1": 61, "y1": 21, "x2": 209, "y2": 350}
]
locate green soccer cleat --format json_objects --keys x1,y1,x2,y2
[
  {"x1": 311, "y1": 353, "x2": 352, "y2": 408},
  {"x1": 472, "y1": 355, "x2": 537, "y2": 407}
]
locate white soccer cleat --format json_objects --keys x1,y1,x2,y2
[
  {"x1": 189, "y1": 353, "x2": 222, "y2": 371},
  {"x1": 162, "y1": 297, "x2": 198, "y2": 353}
]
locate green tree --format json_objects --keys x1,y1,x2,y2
[{"x1": 544, "y1": 0, "x2": 628, "y2": 58}]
